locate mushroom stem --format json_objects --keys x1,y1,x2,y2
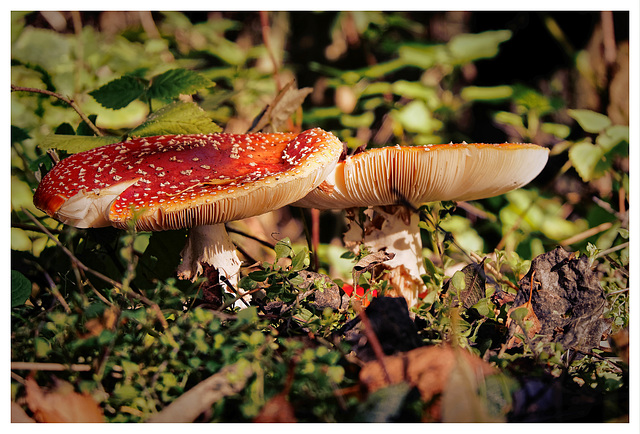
[
  {"x1": 177, "y1": 224, "x2": 246, "y2": 303},
  {"x1": 344, "y1": 205, "x2": 427, "y2": 307}
]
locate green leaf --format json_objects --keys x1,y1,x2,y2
[
  {"x1": 340, "y1": 111, "x2": 375, "y2": 128},
  {"x1": 461, "y1": 85, "x2": 513, "y2": 102},
  {"x1": 76, "y1": 114, "x2": 100, "y2": 136},
  {"x1": 40, "y1": 134, "x2": 121, "y2": 153},
  {"x1": 597, "y1": 125, "x2": 629, "y2": 152},
  {"x1": 274, "y1": 238, "x2": 293, "y2": 261},
  {"x1": 568, "y1": 109, "x2": 612, "y2": 133},
  {"x1": 291, "y1": 248, "x2": 309, "y2": 272},
  {"x1": 447, "y1": 30, "x2": 512, "y2": 64},
  {"x1": 89, "y1": 75, "x2": 147, "y2": 110},
  {"x1": 391, "y1": 80, "x2": 437, "y2": 101},
  {"x1": 129, "y1": 102, "x2": 222, "y2": 137},
  {"x1": 568, "y1": 140, "x2": 604, "y2": 182},
  {"x1": 355, "y1": 382, "x2": 414, "y2": 423},
  {"x1": 11, "y1": 270, "x2": 31, "y2": 307},
  {"x1": 541, "y1": 122, "x2": 571, "y2": 139},
  {"x1": 54, "y1": 122, "x2": 76, "y2": 135},
  {"x1": 494, "y1": 111, "x2": 524, "y2": 129},
  {"x1": 392, "y1": 100, "x2": 441, "y2": 134},
  {"x1": 509, "y1": 306, "x2": 530, "y2": 323},
  {"x1": 235, "y1": 306, "x2": 259, "y2": 325},
  {"x1": 248, "y1": 270, "x2": 272, "y2": 282},
  {"x1": 34, "y1": 337, "x2": 51, "y2": 358},
  {"x1": 11, "y1": 125, "x2": 31, "y2": 143},
  {"x1": 148, "y1": 69, "x2": 215, "y2": 102},
  {"x1": 451, "y1": 270, "x2": 466, "y2": 292}
]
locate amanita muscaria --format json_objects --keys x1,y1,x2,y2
[
  {"x1": 33, "y1": 128, "x2": 343, "y2": 301},
  {"x1": 294, "y1": 142, "x2": 549, "y2": 307}
]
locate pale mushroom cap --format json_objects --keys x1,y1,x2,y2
[
  {"x1": 34, "y1": 128, "x2": 343, "y2": 231},
  {"x1": 293, "y1": 142, "x2": 549, "y2": 209}
]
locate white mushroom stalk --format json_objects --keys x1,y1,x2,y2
[
  {"x1": 295, "y1": 143, "x2": 550, "y2": 307},
  {"x1": 33, "y1": 128, "x2": 343, "y2": 305}
]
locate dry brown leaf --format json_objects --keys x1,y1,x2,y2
[
  {"x1": 249, "y1": 80, "x2": 313, "y2": 133},
  {"x1": 359, "y1": 345, "x2": 495, "y2": 421},
  {"x1": 25, "y1": 377, "x2": 104, "y2": 423},
  {"x1": 253, "y1": 393, "x2": 297, "y2": 423},
  {"x1": 81, "y1": 306, "x2": 120, "y2": 338},
  {"x1": 440, "y1": 351, "x2": 505, "y2": 422},
  {"x1": 11, "y1": 402, "x2": 35, "y2": 423},
  {"x1": 146, "y1": 360, "x2": 252, "y2": 423},
  {"x1": 506, "y1": 271, "x2": 542, "y2": 348}
]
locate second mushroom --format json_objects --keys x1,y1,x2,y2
[{"x1": 294, "y1": 142, "x2": 549, "y2": 307}]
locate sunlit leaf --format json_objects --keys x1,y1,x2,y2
[
  {"x1": 569, "y1": 140, "x2": 604, "y2": 182},
  {"x1": 447, "y1": 30, "x2": 512, "y2": 64},
  {"x1": 129, "y1": 101, "x2": 222, "y2": 137},
  {"x1": 148, "y1": 69, "x2": 215, "y2": 102},
  {"x1": 461, "y1": 85, "x2": 513, "y2": 101},
  {"x1": 39, "y1": 134, "x2": 120, "y2": 153},
  {"x1": 568, "y1": 109, "x2": 612, "y2": 133}
]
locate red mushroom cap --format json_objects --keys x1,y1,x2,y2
[{"x1": 34, "y1": 128, "x2": 343, "y2": 231}]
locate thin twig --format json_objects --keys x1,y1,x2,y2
[
  {"x1": 226, "y1": 226, "x2": 276, "y2": 249},
  {"x1": 560, "y1": 222, "x2": 613, "y2": 246},
  {"x1": 11, "y1": 362, "x2": 92, "y2": 372},
  {"x1": 596, "y1": 242, "x2": 629, "y2": 259},
  {"x1": 22, "y1": 208, "x2": 122, "y2": 288},
  {"x1": 259, "y1": 11, "x2": 281, "y2": 90},
  {"x1": 11, "y1": 84, "x2": 102, "y2": 136}
]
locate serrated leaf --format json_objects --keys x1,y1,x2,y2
[
  {"x1": 89, "y1": 76, "x2": 147, "y2": 110},
  {"x1": 147, "y1": 69, "x2": 215, "y2": 102},
  {"x1": 129, "y1": 102, "x2": 222, "y2": 137},
  {"x1": 40, "y1": 134, "x2": 121, "y2": 153},
  {"x1": 568, "y1": 109, "x2": 612, "y2": 133},
  {"x1": 11, "y1": 270, "x2": 31, "y2": 307}
]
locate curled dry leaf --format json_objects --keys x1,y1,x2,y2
[
  {"x1": 505, "y1": 271, "x2": 542, "y2": 348},
  {"x1": 359, "y1": 345, "x2": 495, "y2": 421},
  {"x1": 25, "y1": 377, "x2": 104, "y2": 423},
  {"x1": 249, "y1": 80, "x2": 313, "y2": 133}
]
